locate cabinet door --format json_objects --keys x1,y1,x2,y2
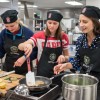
[{"x1": 35, "y1": 20, "x2": 43, "y2": 31}]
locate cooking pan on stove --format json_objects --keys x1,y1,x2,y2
[
  {"x1": 19, "y1": 76, "x2": 52, "y2": 91},
  {"x1": 19, "y1": 71, "x2": 72, "y2": 91}
]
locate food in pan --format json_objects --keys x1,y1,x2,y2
[
  {"x1": 34, "y1": 80, "x2": 45, "y2": 86},
  {"x1": 27, "y1": 80, "x2": 45, "y2": 87}
]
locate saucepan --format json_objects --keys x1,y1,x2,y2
[
  {"x1": 62, "y1": 74, "x2": 99, "y2": 100},
  {"x1": 19, "y1": 71, "x2": 71, "y2": 91}
]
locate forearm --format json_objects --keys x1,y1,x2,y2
[
  {"x1": 63, "y1": 49, "x2": 69, "y2": 62},
  {"x1": 64, "y1": 62, "x2": 73, "y2": 71},
  {"x1": 54, "y1": 62, "x2": 73, "y2": 74},
  {"x1": 64, "y1": 56, "x2": 69, "y2": 62},
  {"x1": 18, "y1": 39, "x2": 33, "y2": 51},
  {"x1": 14, "y1": 55, "x2": 27, "y2": 67}
]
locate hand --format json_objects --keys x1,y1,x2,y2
[
  {"x1": 57, "y1": 55, "x2": 66, "y2": 64},
  {"x1": 24, "y1": 44, "x2": 33, "y2": 58},
  {"x1": 53, "y1": 63, "x2": 68, "y2": 74},
  {"x1": 14, "y1": 56, "x2": 26, "y2": 67}
]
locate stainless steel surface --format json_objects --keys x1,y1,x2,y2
[
  {"x1": 14, "y1": 84, "x2": 29, "y2": 96},
  {"x1": 0, "y1": 70, "x2": 15, "y2": 78},
  {"x1": 62, "y1": 74, "x2": 98, "y2": 100},
  {"x1": 5, "y1": 84, "x2": 61, "y2": 100}
]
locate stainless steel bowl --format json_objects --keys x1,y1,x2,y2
[{"x1": 14, "y1": 84, "x2": 29, "y2": 96}]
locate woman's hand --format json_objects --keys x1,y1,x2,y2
[
  {"x1": 18, "y1": 40, "x2": 33, "y2": 58},
  {"x1": 18, "y1": 43, "x2": 33, "y2": 58},
  {"x1": 14, "y1": 56, "x2": 26, "y2": 67},
  {"x1": 53, "y1": 62, "x2": 72, "y2": 74},
  {"x1": 53, "y1": 63, "x2": 68, "y2": 74},
  {"x1": 24, "y1": 44, "x2": 33, "y2": 58},
  {"x1": 57, "y1": 55, "x2": 66, "y2": 64}
]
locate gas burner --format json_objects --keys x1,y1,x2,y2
[{"x1": 29, "y1": 88, "x2": 49, "y2": 96}]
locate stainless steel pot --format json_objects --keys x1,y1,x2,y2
[{"x1": 62, "y1": 74, "x2": 99, "y2": 100}]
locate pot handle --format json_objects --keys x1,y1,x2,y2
[{"x1": 65, "y1": 87, "x2": 80, "y2": 93}]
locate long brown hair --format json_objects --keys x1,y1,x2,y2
[
  {"x1": 45, "y1": 22, "x2": 63, "y2": 40},
  {"x1": 90, "y1": 17, "x2": 100, "y2": 35}
]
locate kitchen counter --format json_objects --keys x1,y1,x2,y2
[
  {"x1": 0, "y1": 71, "x2": 71, "y2": 100},
  {"x1": 0, "y1": 71, "x2": 24, "y2": 96}
]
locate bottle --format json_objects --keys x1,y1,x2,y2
[{"x1": 68, "y1": 31, "x2": 73, "y2": 44}]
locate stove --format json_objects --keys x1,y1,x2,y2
[{"x1": 5, "y1": 84, "x2": 63, "y2": 100}]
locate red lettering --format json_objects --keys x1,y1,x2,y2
[
  {"x1": 57, "y1": 42, "x2": 61, "y2": 47},
  {"x1": 42, "y1": 42, "x2": 44, "y2": 48},
  {"x1": 42, "y1": 41, "x2": 62, "y2": 48},
  {"x1": 47, "y1": 42, "x2": 50, "y2": 47},
  {"x1": 52, "y1": 42, "x2": 56, "y2": 48}
]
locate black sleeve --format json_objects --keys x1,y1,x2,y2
[
  {"x1": 0, "y1": 30, "x2": 6, "y2": 58},
  {"x1": 30, "y1": 47, "x2": 38, "y2": 60}
]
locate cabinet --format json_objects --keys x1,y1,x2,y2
[{"x1": 34, "y1": 19, "x2": 46, "y2": 31}]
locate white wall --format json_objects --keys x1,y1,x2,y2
[{"x1": 0, "y1": 0, "x2": 18, "y2": 15}]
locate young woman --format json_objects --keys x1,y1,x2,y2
[
  {"x1": 0, "y1": 10, "x2": 37, "y2": 75},
  {"x1": 18, "y1": 11, "x2": 69, "y2": 78},
  {"x1": 53, "y1": 6, "x2": 100, "y2": 100}
]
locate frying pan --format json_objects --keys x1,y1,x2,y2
[
  {"x1": 19, "y1": 76, "x2": 52, "y2": 91},
  {"x1": 19, "y1": 71, "x2": 72, "y2": 91}
]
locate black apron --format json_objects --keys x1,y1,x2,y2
[
  {"x1": 79, "y1": 40, "x2": 100, "y2": 100},
  {"x1": 37, "y1": 36, "x2": 62, "y2": 78},
  {"x1": 3, "y1": 29, "x2": 32, "y2": 75}
]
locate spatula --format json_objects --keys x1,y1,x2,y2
[{"x1": 26, "y1": 57, "x2": 35, "y2": 86}]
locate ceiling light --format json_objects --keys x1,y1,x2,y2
[
  {"x1": 18, "y1": 5, "x2": 38, "y2": 8},
  {"x1": 65, "y1": 1, "x2": 83, "y2": 6},
  {"x1": 33, "y1": 5, "x2": 38, "y2": 8},
  {"x1": 18, "y1": 2, "x2": 21, "y2": 5},
  {"x1": 18, "y1": 5, "x2": 24, "y2": 9},
  {"x1": 0, "y1": 0, "x2": 10, "y2": 2}
]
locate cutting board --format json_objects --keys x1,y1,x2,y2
[{"x1": 0, "y1": 71, "x2": 24, "y2": 95}]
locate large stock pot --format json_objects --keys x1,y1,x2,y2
[{"x1": 62, "y1": 74, "x2": 99, "y2": 100}]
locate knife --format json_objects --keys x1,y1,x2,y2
[{"x1": 0, "y1": 70, "x2": 15, "y2": 78}]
